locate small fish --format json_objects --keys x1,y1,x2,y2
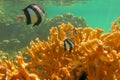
[
  {"x1": 17, "y1": 4, "x2": 45, "y2": 26},
  {"x1": 17, "y1": 15, "x2": 25, "y2": 22},
  {"x1": 64, "y1": 39, "x2": 74, "y2": 52}
]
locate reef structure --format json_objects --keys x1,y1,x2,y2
[
  {"x1": 0, "y1": 13, "x2": 88, "y2": 53},
  {"x1": 0, "y1": 17, "x2": 120, "y2": 80}
]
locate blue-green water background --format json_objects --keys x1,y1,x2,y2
[{"x1": 45, "y1": 0, "x2": 120, "y2": 32}]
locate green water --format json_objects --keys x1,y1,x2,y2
[{"x1": 45, "y1": 0, "x2": 120, "y2": 32}]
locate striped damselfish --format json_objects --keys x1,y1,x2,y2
[
  {"x1": 64, "y1": 39, "x2": 75, "y2": 52},
  {"x1": 17, "y1": 4, "x2": 45, "y2": 26},
  {"x1": 23, "y1": 4, "x2": 45, "y2": 26}
]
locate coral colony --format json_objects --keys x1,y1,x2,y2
[{"x1": 0, "y1": 17, "x2": 120, "y2": 80}]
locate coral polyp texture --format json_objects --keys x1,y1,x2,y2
[{"x1": 0, "y1": 17, "x2": 120, "y2": 80}]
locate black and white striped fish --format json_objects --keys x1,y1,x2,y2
[
  {"x1": 64, "y1": 39, "x2": 75, "y2": 52},
  {"x1": 18, "y1": 4, "x2": 45, "y2": 26}
]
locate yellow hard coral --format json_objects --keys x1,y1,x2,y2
[{"x1": 0, "y1": 17, "x2": 120, "y2": 80}]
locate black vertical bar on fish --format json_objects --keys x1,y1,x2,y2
[
  {"x1": 64, "y1": 40, "x2": 67, "y2": 51},
  {"x1": 39, "y1": 6, "x2": 45, "y2": 14},
  {"x1": 23, "y1": 6, "x2": 31, "y2": 25},
  {"x1": 67, "y1": 39, "x2": 73, "y2": 52},
  {"x1": 28, "y1": 4, "x2": 42, "y2": 26},
  {"x1": 64, "y1": 39, "x2": 74, "y2": 52}
]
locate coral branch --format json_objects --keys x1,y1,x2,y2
[{"x1": 0, "y1": 17, "x2": 120, "y2": 80}]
